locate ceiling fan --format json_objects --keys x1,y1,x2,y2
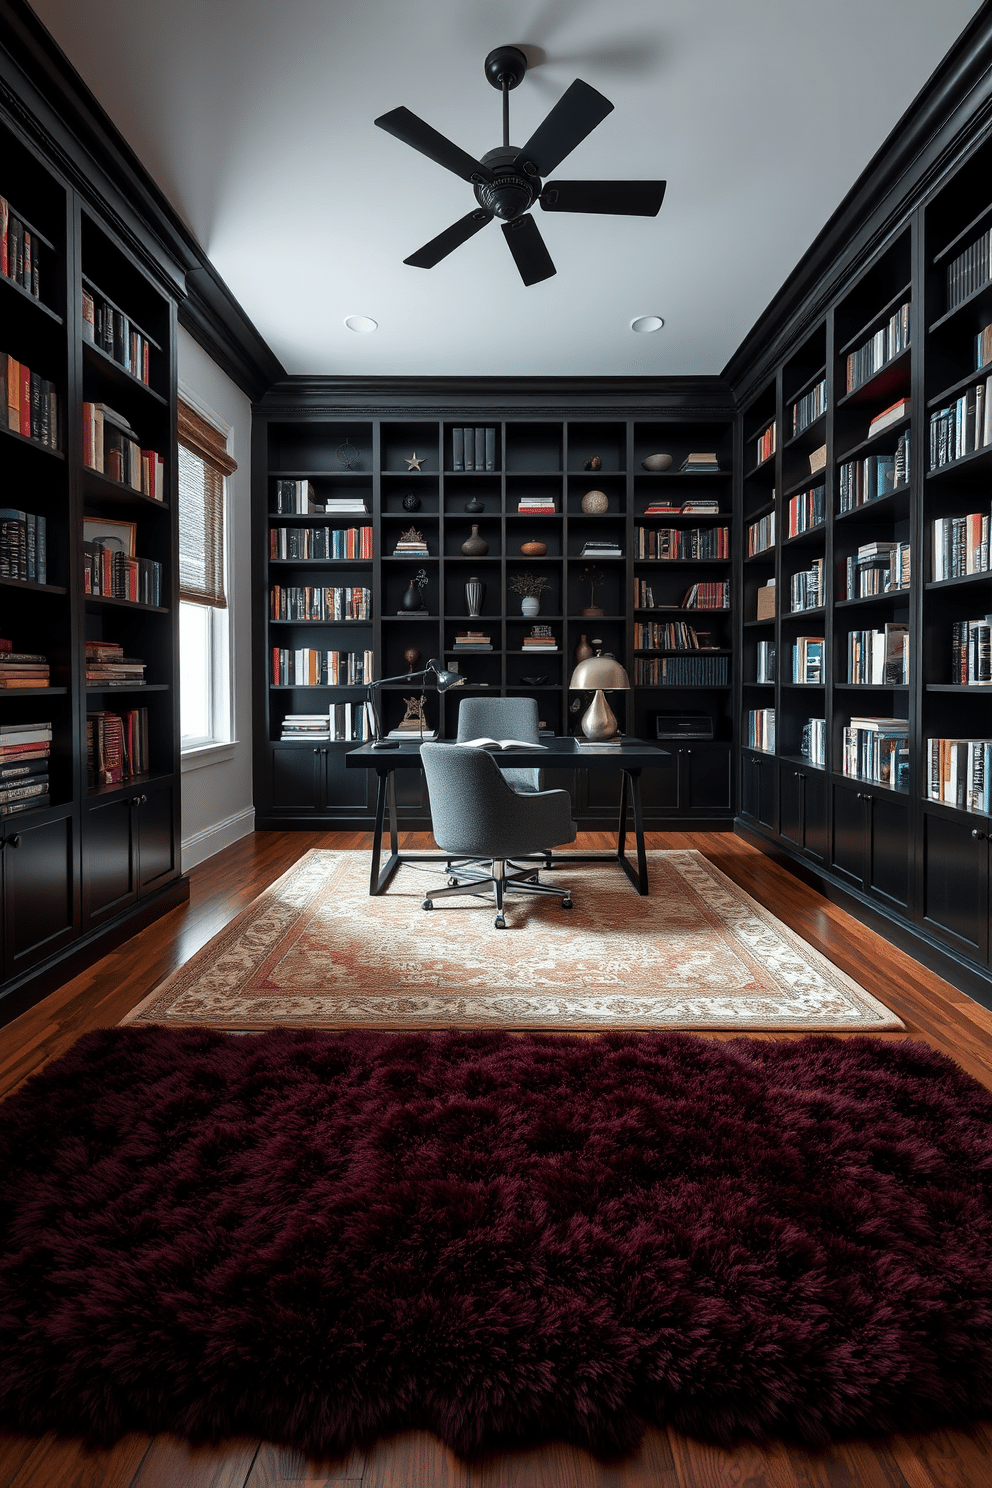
[{"x1": 374, "y1": 45, "x2": 666, "y2": 287}]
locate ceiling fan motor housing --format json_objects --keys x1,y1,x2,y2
[{"x1": 474, "y1": 146, "x2": 539, "y2": 221}]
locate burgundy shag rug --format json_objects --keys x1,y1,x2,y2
[{"x1": 2, "y1": 1028, "x2": 992, "y2": 1457}]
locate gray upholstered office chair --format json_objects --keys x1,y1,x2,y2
[
  {"x1": 455, "y1": 695, "x2": 543, "y2": 792},
  {"x1": 420, "y1": 743, "x2": 575, "y2": 929}
]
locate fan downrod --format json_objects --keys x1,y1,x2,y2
[{"x1": 484, "y1": 46, "x2": 528, "y2": 90}]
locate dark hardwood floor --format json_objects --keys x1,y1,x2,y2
[{"x1": 2, "y1": 827, "x2": 991, "y2": 1488}]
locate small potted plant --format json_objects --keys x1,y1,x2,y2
[{"x1": 509, "y1": 570, "x2": 552, "y2": 616}]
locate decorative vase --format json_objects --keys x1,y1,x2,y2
[
  {"x1": 642, "y1": 452, "x2": 673, "y2": 472},
  {"x1": 520, "y1": 595, "x2": 541, "y2": 617},
  {"x1": 400, "y1": 579, "x2": 424, "y2": 612},
  {"x1": 402, "y1": 493, "x2": 421, "y2": 512},
  {"x1": 464, "y1": 494, "x2": 484, "y2": 514},
  {"x1": 580, "y1": 489, "x2": 609, "y2": 514},
  {"x1": 574, "y1": 634, "x2": 594, "y2": 664},
  {"x1": 460, "y1": 524, "x2": 489, "y2": 557},
  {"x1": 584, "y1": 455, "x2": 602, "y2": 471},
  {"x1": 465, "y1": 578, "x2": 484, "y2": 617},
  {"x1": 520, "y1": 540, "x2": 547, "y2": 557}
]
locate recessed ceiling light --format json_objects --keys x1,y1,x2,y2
[
  {"x1": 630, "y1": 315, "x2": 664, "y2": 334},
  {"x1": 344, "y1": 315, "x2": 378, "y2": 333}
]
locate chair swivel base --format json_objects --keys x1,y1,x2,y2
[{"x1": 422, "y1": 859, "x2": 572, "y2": 929}]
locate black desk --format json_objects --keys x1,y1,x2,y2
[{"x1": 346, "y1": 737, "x2": 673, "y2": 896}]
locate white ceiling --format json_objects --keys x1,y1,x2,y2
[{"x1": 30, "y1": 0, "x2": 985, "y2": 380}]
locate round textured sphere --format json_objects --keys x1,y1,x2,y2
[
  {"x1": 642, "y1": 452, "x2": 673, "y2": 472},
  {"x1": 402, "y1": 493, "x2": 421, "y2": 512},
  {"x1": 403, "y1": 648, "x2": 421, "y2": 673},
  {"x1": 520, "y1": 540, "x2": 548, "y2": 557},
  {"x1": 581, "y1": 489, "x2": 609, "y2": 514}
]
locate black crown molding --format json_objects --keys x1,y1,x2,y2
[
  {"x1": 256, "y1": 375, "x2": 735, "y2": 418},
  {"x1": 0, "y1": 0, "x2": 284, "y2": 400},
  {"x1": 722, "y1": 0, "x2": 992, "y2": 405}
]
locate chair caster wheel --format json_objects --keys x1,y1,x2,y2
[
  {"x1": 494, "y1": 916, "x2": 506, "y2": 929},
  {"x1": 561, "y1": 898, "x2": 573, "y2": 909},
  {"x1": 422, "y1": 899, "x2": 434, "y2": 910},
  {"x1": 447, "y1": 876, "x2": 459, "y2": 887}
]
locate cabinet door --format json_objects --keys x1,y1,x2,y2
[
  {"x1": 779, "y1": 768, "x2": 803, "y2": 846},
  {"x1": 271, "y1": 746, "x2": 322, "y2": 812},
  {"x1": 82, "y1": 796, "x2": 136, "y2": 925},
  {"x1": 831, "y1": 784, "x2": 866, "y2": 889},
  {"x1": 324, "y1": 748, "x2": 374, "y2": 811},
  {"x1": 741, "y1": 753, "x2": 775, "y2": 829},
  {"x1": 2, "y1": 813, "x2": 78, "y2": 980},
  {"x1": 683, "y1": 745, "x2": 731, "y2": 812},
  {"x1": 867, "y1": 792, "x2": 910, "y2": 912},
  {"x1": 921, "y1": 811, "x2": 989, "y2": 964},
  {"x1": 803, "y1": 768, "x2": 827, "y2": 861},
  {"x1": 135, "y1": 784, "x2": 177, "y2": 895}
]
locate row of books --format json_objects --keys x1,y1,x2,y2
[
  {"x1": 86, "y1": 707, "x2": 149, "y2": 787},
  {"x1": 845, "y1": 541, "x2": 911, "y2": 598},
  {"x1": 269, "y1": 586, "x2": 371, "y2": 622},
  {"x1": 1, "y1": 198, "x2": 41, "y2": 299},
  {"x1": 950, "y1": 617, "x2": 992, "y2": 685},
  {"x1": 635, "y1": 526, "x2": 729, "y2": 561},
  {"x1": 633, "y1": 621, "x2": 718, "y2": 650},
  {"x1": 270, "y1": 648, "x2": 375, "y2": 687},
  {"x1": 269, "y1": 526, "x2": 372, "y2": 560},
  {"x1": 847, "y1": 624, "x2": 909, "y2": 686},
  {"x1": 842, "y1": 718, "x2": 908, "y2": 788},
  {"x1": 790, "y1": 559, "x2": 824, "y2": 612},
  {"x1": 792, "y1": 636, "x2": 824, "y2": 685},
  {"x1": 273, "y1": 481, "x2": 370, "y2": 515},
  {"x1": 946, "y1": 226, "x2": 992, "y2": 313},
  {"x1": 791, "y1": 378, "x2": 827, "y2": 437},
  {"x1": 838, "y1": 433, "x2": 910, "y2": 511},
  {"x1": 83, "y1": 544, "x2": 162, "y2": 606},
  {"x1": 1, "y1": 353, "x2": 58, "y2": 449},
  {"x1": 932, "y1": 511, "x2": 991, "y2": 580},
  {"x1": 82, "y1": 286, "x2": 152, "y2": 386},
  {"x1": 786, "y1": 485, "x2": 826, "y2": 538},
  {"x1": 0, "y1": 649, "x2": 49, "y2": 688},
  {"x1": 0, "y1": 720, "x2": 50, "y2": 816},
  {"x1": 746, "y1": 511, "x2": 775, "y2": 557},
  {"x1": 82, "y1": 402, "x2": 165, "y2": 497},
  {"x1": 801, "y1": 718, "x2": 826, "y2": 767},
  {"x1": 279, "y1": 707, "x2": 372, "y2": 743},
  {"x1": 754, "y1": 422, "x2": 776, "y2": 467},
  {"x1": 747, "y1": 709, "x2": 775, "y2": 753},
  {"x1": 634, "y1": 656, "x2": 728, "y2": 686},
  {"x1": 756, "y1": 640, "x2": 775, "y2": 683},
  {"x1": 845, "y1": 301, "x2": 910, "y2": 393},
  {"x1": 928, "y1": 375, "x2": 992, "y2": 467},
  {"x1": 632, "y1": 579, "x2": 730, "y2": 610},
  {"x1": 451, "y1": 428, "x2": 496, "y2": 471},
  {"x1": 85, "y1": 641, "x2": 145, "y2": 688},
  {"x1": 0, "y1": 509, "x2": 47, "y2": 583},
  {"x1": 978, "y1": 324, "x2": 992, "y2": 373},
  {"x1": 927, "y1": 737, "x2": 991, "y2": 814}
]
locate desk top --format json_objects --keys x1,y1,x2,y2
[{"x1": 346, "y1": 737, "x2": 674, "y2": 770}]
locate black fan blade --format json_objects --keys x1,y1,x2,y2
[
  {"x1": 513, "y1": 79, "x2": 614, "y2": 178},
  {"x1": 501, "y1": 215, "x2": 556, "y2": 287},
  {"x1": 374, "y1": 106, "x2": 495, "y2": 184},
  {"x1": 540, "y1": 180, "x2": 666, "y2": 217},
  {"x1": 404, "y1": 210, "x2": 494, "y2": 269}
]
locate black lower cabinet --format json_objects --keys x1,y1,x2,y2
[
  {"x1": 741, "y1": 750, "x2": 777, "y2": 831},
  {"x1": 269, "y1": 745, "x2": 373, "y2": 819},
  {"x1": 1, "y1": 810, "x2": 79, "y2": 981},
  {"x1": 82, "y1": 781, "x2": 178, "y2": 928},
  {"x1": 830, "y1": 781, "x2": 910, "y2": 914},
  {"x1": 779, "y1": 764, "x2": 827, "y2": 861},
  {"x1": 921, "y1": 808, "x2": 990, "y2": 966}
]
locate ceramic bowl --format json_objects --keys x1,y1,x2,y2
[
  {"x1": 520, "y1": 676, "x2": 547, "y2": 686},
  {"x1": 520, "y1": 540, "x2": 548, "y2": 556},
  {"x1": 642, "y1": 452, "x2": 673, "y2": 472}
]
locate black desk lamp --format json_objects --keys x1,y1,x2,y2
[{"x1": 366, "y1": 658, "x2": 465, "y2": 749}]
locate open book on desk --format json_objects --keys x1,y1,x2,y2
[{"x1": 459, "y1": 737, "x2": 548, "y2": 751}]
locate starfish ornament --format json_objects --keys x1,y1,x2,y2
[{"x1": 405, "y1": 452, "x2": 423, "y2": 471}]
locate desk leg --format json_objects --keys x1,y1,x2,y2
[
  {"x1": 369, "y1": 770, "x2": 402, "y2": 895},
  {"x1": 617, "y1": 768, "x2": 649, "y2": 895}
]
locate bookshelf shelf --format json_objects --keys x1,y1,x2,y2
[
  {"x1": 0, "y1": 576, "x2": 66, "y2": 596},
  {"x1": 81, "y1": 467, "x2": 169, "y2": 510},
  {"x1": 0, "y1": 686, "x2": 67, "y2": 697},
  {"x1": 0, "y1": 271, "x2": 63, "y2": 324},
  {"x1": 84, "y1": 595, "x2": 169, "y2": 614},
  {"x1": 0, "y1": 421, "x2": 65, "y2": 459},
  {"x1": 81, "y1": 340, "x2": 168, "y2": 407}
]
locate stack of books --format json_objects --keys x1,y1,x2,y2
[
  {"x1": 392, "y1": 532, "x2": 429, "y2": 556},
  {"x1": 280, "y1": 713, "x2": 331, "y2": 742},
  {"x1": 642, "y1": 501, "x2": 681, "y2": 516},
  {"x1": 680, "y1": 452, "x2": 720, "y2": 472},
  {"x1": 579, "y1": 539, "x2": 622, "y2": 558},
  {"x1": 681, "y1": 498, "x2": 721, "y2": 514},
  {"x1": 82, "y1": 403, "x2": 164, "y2": 497},
  {"x1": 0, "y1": 646, "x2": 49, "y2": 688},
  {"x1": 85, "y1": 641, "x2": 146, "y2": 687},
  {"x1": 322, "y1": 495, "x2": 370, "y2": 516},
  {"x1": 0, "y1": 509, "x2": 46, "y2": 582},
  {"x1": 522, "y1": 633, "x2": 558, "y2": 652},
  {"x1": 0, "y1": 352, "x2": 58, "y2": 449},
  {"x1": 0, "y1": 719, "x2": 50, "y2": 816},
  {"x1": 450, "y1": 631, "x2": 493, "y2": 652},
  {"x1": 517, "y1": 495, "x2": 556, "y2": 515},
  {"x1": 279, "y1": 708, "x2": 370, "y2": 743}
]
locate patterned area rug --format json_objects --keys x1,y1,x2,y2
[{"x1": 124, "y1": 850, "x2": 902, "y2": 1032}]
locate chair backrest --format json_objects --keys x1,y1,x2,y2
[
  {"x1": 456, "y1": 695, "x2": 540, "y2": 744},
  {"x1": 420, "y1": 743, "x2": 573, "y2": 858}
]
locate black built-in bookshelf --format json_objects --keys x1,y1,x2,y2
[{"x1": 252, "y1": 395, "x2": 736, "y2": 830}]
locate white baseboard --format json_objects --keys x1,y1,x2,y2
[{"x1": 182, "y1": 806, "x2": 255, "y2": 871}]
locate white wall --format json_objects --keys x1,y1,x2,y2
[{"x1": 177, "y1": 324, "x2": 254, "y2": 869}]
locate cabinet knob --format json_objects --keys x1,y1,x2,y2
[
  {"x1": 140, "y1": 794, "x2": 148, "y2": 805},
  {"x1": 313, "y1": 748, "x2": 320, "y2": 755},
  {"x1": 972, "y1": 829, "x2": 987, "y2": 841},
  {"x1": 794, "y1": 771, "x2": 800, "y2": 778},
  {"x1": 6, "y1": 835, "x2": 21, "y2": 849},
  {"x1": 856, "y1": 792, "x2": 864, "y2": 800},
  {"x1": 131, "y1": 796, "x2": 142, "y2": 806}
]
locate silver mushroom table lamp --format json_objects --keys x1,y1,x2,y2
[{"x1": 568, "y1": 654, "x2": 630, "y2": 741}]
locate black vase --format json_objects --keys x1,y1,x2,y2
[
  {"x1": 464, "y1": 494, "x2": 484, "y2": 514},
  {"x1": 400, "y1": 579, "x2": 424, "y2": 612}
]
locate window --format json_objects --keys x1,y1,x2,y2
[{"x1": 178, "y1": 400, "x2": 237, "y2": 750}]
